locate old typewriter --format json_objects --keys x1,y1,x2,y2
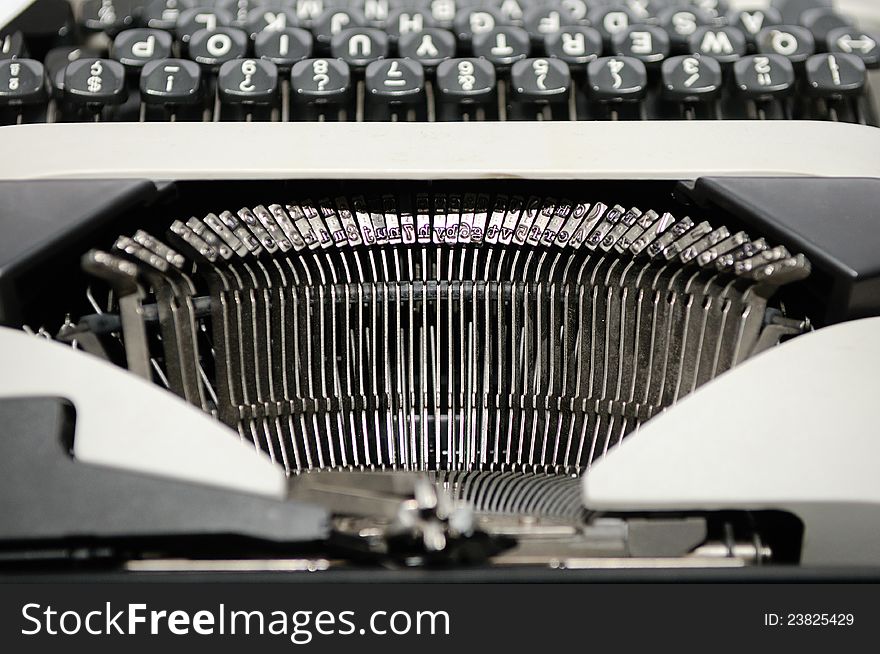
[{"x1": 0, "y1": 0, "x2": 879, "y2": 579}]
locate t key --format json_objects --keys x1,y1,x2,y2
[{"x1": 473, "y1": 27, "x2": 531, "y2": 68}]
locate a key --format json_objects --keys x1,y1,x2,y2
[
  {"x1": 0, "y1": 32, "x2": 27, "y2": 61},
  {"x1": 588, "y1": 5, "x2": 637, "y2": 47},
  {"x1": 613, "y1": 25, "x2": 670, "y2": 65},
  {"x1": 657, "y1": 6, "x2": 713, "y2": 50},
  {"x1": 510, "y1": 57, "x2": 571, "y2": 104},
  {"x1": 312, "y1": 8, "x2": 368, "y2": 46},
  {"x1": 188, "y1": 27, "x2": 249, "y2": 68},
  {"x1": 387, "y1": 8, "x2": 436, "y2": 43},
  {"x1": 63, "y1": 58, "x2": 127, "y2": 112},
  {"x1": 472, "y1": 26, "x2": 530, "y2": 68},
  {"x1": 522, "y1": 5, "x2": 576, "y2": 46},
  {"x1": 827, "y1": 29, "x2": 879, "y2": 70},
  {"x1": 805, "y1": 53, "x2": 866, "y2": 98},
  {"x1": 0, "y1": 59, "x2": 47, "y2": 109},
  {"x1": 453, "y1": 7, "x2": 507, "y2": 47},
  {"x1": 140, "y1": 58, "x2": 203, "y2": 110},
  {"x1": 728, "y1": 7, "x2": 782, "y2": 45},
  {"x1": 255, "y1": 27, "x2": 313, "y2": 69},
  {"x1": 544, "y1": 26, "x2": 602, "y2": 68},
  {"x1": 798, "y1": 8, "x2": 851, "y2": 49},
  {"x1": 291, "y1": 58, "x2": 351, "y2": 112},
  {"x1": 734, "y1": 54, "x2": 795, "y2": 100},
  {"x1": 364, "y1": 58, "x2": 425, "y2": 120},
  {"x1": 587, "y1": 56, "x2": 648, "y2": 102},
  {"x1": 689, "y1": 27, "x2": 747, "y2": 65},
  {"x1": 80, "y1": 0, "x2": 138, "y2": 35},
  {"x1": 218, "y1": 58, "x2": 279, "y2": 107},
  {"x1": 756, "y1": 25, "x2": 814, "y2": 64},
  {"x1": 435, "y1": 57, "x2": 496, "y2": 119},
  {"x1": 245, "y1": 6, "x2": 299, "y2": 39},
  {"x1": 662, "y1": 54, "x2": 722, "y2": 102},
  {"x1": 330, "y1": 28, "x2": 389, "y2": 70},
  {"x1": 177, "y1": 7, "x2": 233, "y2": 43},
  {"x1": 397, "y1": 28, "x2": 456, "y2": 71},
  {"x1": 113, "y1": 29, "x2": 174, "y2": 72}
]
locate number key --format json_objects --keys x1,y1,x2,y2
[
  {"x1": 805, "y1": 53, "x2": 866, "y2": 98},
  {"x1": 511, "y1": 58, "x2": 571, "y2": 103},
  {"x1": 733, "y1": 54, "x2": 795, "y2": 99},
  {"x1": 435, "y1": 58, "x2": 496, "y2": 104},
  {"x1": 0, "y1": 59, "x2": 47, "y2": 106},
  {"x1": 64, "y1": 58, "x2": 127, "y2": 106},
  {"x1": 662, "y1": 54, "x2": 722, "y2": 102},
  {"x1": 291, "y1": 58, "x2": 351, "y2": 105},
  {"x1": 218, "y1": 58, "x2": 279, "y2": 105},
  {"x1": 140, "y1": 58, "x2": 202, "y2": 106}
]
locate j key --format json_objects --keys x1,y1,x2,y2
[
  {"x1": 510, "y1": 58, "x2": 571, "y2": 103},
  {"x1": 662, "y1": 54, "x2": 722, "y2": 102},
  {"x1": 544, "y1": 26, "x2": 602, "y2": 68},
  {"x1": 588, "y1": 5, "x2": 637, "y2": 47},
  {"x1": 188, "y1": 27, "x2": 249, "y2": 68},
  {"x1": 330, "y1": 28, "x2": 389, "y2": 69},
  {"x1": 805, "y1": 53, "x2": 866, "y2": 98},
  {"x1": 756, "y1": 26, "x2": 815, "y2": 64},
  {"x1": 255, "y1": 28, "x2": 314, "y2": 68},
  {"x1": 798, "y1": 8, "x2": 851, "y2": 49},
  {"x1": 472, "y1": 27, "x2": 530, "y2": 68},
  {"x1": 312, "y1": 9, "x2": 368, "y2": 46},
  {"x1": 453, "y1": 7, "x2": 507, "y2": 47},
  {"x1": 80, "y1": 0, "x2": 138, "y2": 35},
  {"x1": 398, "y1": 29, "x2": 456, "y2": 70},
  {"x1": 113, "y1": 29, "x2": 174, "y2": 72},
  {"x1": 0, "y1": 59, "x2": 47, "y2": 106},
  {"x1": 657, "y1": 6, "x2": 713, "y2": 50},
  {"x1": 177, "y1": 7, "x2": 234, "y2": 43},
  {"x1": 733, "y1": 54, "x2": 795, "y2": 100},
  {"x1": 291, "y1": 58, "x2": 351, "y2": 106},
  {"x1": 64, "y1": 58, "x2": 127, "y2": 109},
  {"x1": 0, "y1": 33, "x2": 26, "y2": 60},
  {"x1": 435, "y1": 57, "x2": 496, "y2": 116},
  {"x1": 587, "y1": 56, "x2": 648, "y2": 102},
  {"x1": 45, "y1": 47, "x2": 97, "y2": 95},
  {"x1": 613, "y1": 25, "x2": 670, "y2": 65},
  {"x1": 144, "y1": 0, "x2": 183, "y2": 31},
  {"x1": 386, "y1": 9, "x2": 436, "y2": 42},
  {"x1": 245, "y1": 7, "x2": 299, "y2": 39},
  {"x1": 140, "y1": 58, "x2": 203, "y2": 106},
  {"x1": 689, "y1": 27, "x2": 746, "y2": 65},
  {"x1": 522, "y1": 6, "x2": 577, "y2": 46},
  {"x1": 727, "y1": 8, "x2": 782, "y2": 45},
  {"x1": 827, "y1": 29, "x2": 880, "y2": 70},
  {"x1": 218, "y1": 58, "x2": 279, "y2": 105}
]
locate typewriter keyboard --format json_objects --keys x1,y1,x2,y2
[{"x1": 0, "y1": 0, "x2": 877, "y2": 124}]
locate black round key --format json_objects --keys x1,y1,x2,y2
[
  {"x1": 429, "y1": 0, "x2": 458, "y2": 28},
  {"x1": 827, "y1": 28, "x2": 879, "y2": 70},
  {"x1": 733, "y1": 54, "x2": 795, "y2": 99},
  {"x1": 727, "y1": 7, "x2": 782, "y2": 44},
  {"x1": 545, "y1": 26, "x2": 602, "y2": 67},
  {"x1": 689, "y1": 27, "x2": 746, "y2": 65},
  {"x1": 189, "y1": 27, "x2": 249, "y2": 67},
  {"x1": 0, "y1": 32, "x2": 27, "y2": 60},
  {"x1": 113, "y1": 29, "x2": 174, "y2": 71},
  {"x1": 80, "y1": 0, "x2": 138, "y2": 35},
  {"x1": 657, "y1": 6, "x2": 713, "y2": 49},
  {"x1": 472, "y1": 26, "x2": 530, "y2": 68},
  {"x1": 0, "y1": 0, "x2": 73, "y2": 55},
  {"x1": 453, "y1": 7, "x2": 507, "y2": 46},
  {"x1": 588, "y1": 6, "x2": 636, "y2": 46},
  {"x1": 756, "y1": 25, "x2": 814, "y2": 64},
  {"x1": 64, "y1": 58, "x2": 127, "y2": 106},
  {"x1": 586, "y1": 55, "x2": 647, "y2": 101},
  {"x1": 291, "y1": 0, "x2": 328, "y2": 28},
  {"x1": 522, "y1": 6, "x2": 576, "y2": 45},
  {"x1": 0, "y1": 59, "x2": 47, "y2": 106},
  {"x1": 805, "y1": 52, "x2": 866, "y2": 98},
  {"x1": 291, "y1": 58, "x2": 351, "y2": 104},
  {"x1": 144, "y1": 0, "x2": 183, "y2": 31},
  {"x1": 681, "y1": 0, "x2": 728, "y2": 19},
  {"x1": 661, "y1": 54, "x2": 722, "y2": 102},
  {"x1": 218, "y1": 58, "x2": 278, "y2": 104},
  {"x1": 613, "y1": 25, "x2": 670, "y2": 65},
  {"x1": 245, "y1": 6, "x2": 298, "y2": 39},
  {"x1": 560, "y1": 0, "x2": 590, "y2": 22},
  {"x1": 312, "y1": 8, "x2": 367, "y2": 46},
  {"x1": 398, "y1": 28, "x2": 456, "y2": 70},
  {"x1": 331, "y1": 28, "x2": 389, "y2": 69},
  {"x1": 140, "y1": 58, "x2": 202, "y2": 105},
  {"x1": 45, "y1": 47, "x2": 97, "y2": 94},
  {"x1": 799, "y1": 8, "x2": 851, "y2": 49},
  {"x1": 435, "y1": 57, "x2": 496, "y2": 103},
  {"x1": 365, "y1": 59, "x2": 424, "y2": 101},
  {"x1": 255, "y1": 27, "x2": 313, "y2": 68},
  {"x1": 387, "y1": 9, "x2": 436, "y2": 42},
  {"x1": 177, "y1": 7, "x2": 233, "y2": 43},
  {"x1": 777, "y1": 0, "x2": 832, "y2": 25},
  {"x1": 510, "y1": 57, "x2": 571, "y2": 102}
]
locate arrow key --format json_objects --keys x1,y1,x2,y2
[{"x1": 827, "y1": 28, "x2": 879, "y2": 69}]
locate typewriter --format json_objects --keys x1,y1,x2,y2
[{"x1": 0, "y1": 0, "x2": 879, "y2": 580}]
